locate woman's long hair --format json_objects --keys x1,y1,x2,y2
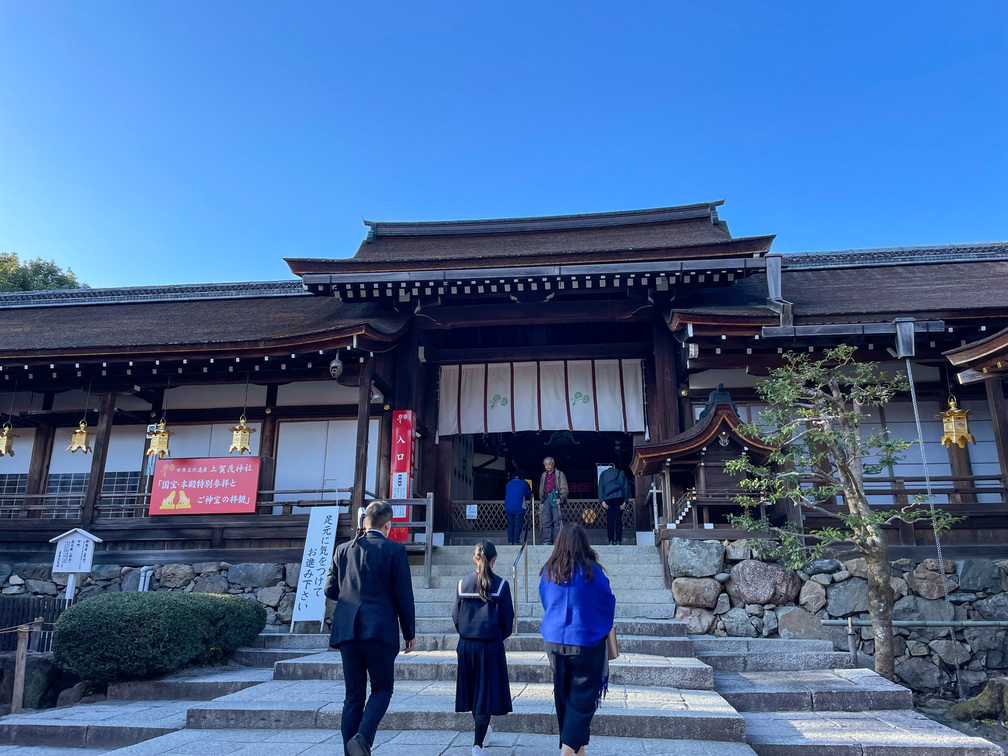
[
  {"x1": 540, "y1": 523, "x2": 602, "y2": 584},
  {"x1": 474, "y1": 540, "x2": 498, "y2": 601}
]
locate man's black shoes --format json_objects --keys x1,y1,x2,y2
[{"x1": 347, "y1": 734, "x2": 371, "y2": 756}]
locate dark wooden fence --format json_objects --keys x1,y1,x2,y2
[{"x1": 0, "y1": 596, "x2": 67, "y2": 653}]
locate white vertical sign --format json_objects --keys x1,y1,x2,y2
[{"x1": 292, "y1": 507, "x2": 341, "y2": 625}]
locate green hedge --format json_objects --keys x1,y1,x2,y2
[{"x1": 53, "y1": 592, "x2": 267, "y2": 684}]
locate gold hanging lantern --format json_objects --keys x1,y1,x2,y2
[
  {"x1": 0, "y1": 423, "x2": 16, "y2": 457},
  {"x1": 147, "y1": 419, "x2": 173, "y2": 458},
  {"x1": 228, "y1": 415, "x2": 256, "y2": 455},
  {"x1": 940, "y1": 396, "x2": 975, "y2": 448},
  {"x1": 67, "y1": 420, "x2": 93, "y2": 453}
]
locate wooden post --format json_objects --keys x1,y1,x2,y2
[
  {"x1": 652, "y1": 311, "x2": 681, "y2": 442},
  {"x1": 10, "y1": 618, "x2": 41, "y2": 714},
  {"x1": 947, "y1": 443, "x2": 977, "y2": 504},
  {"x1": 985, "y1": 378, "x2": 1008, "y2": 487},
  {"x1": 376, "y1": 409, "x2": 392, "y2": 499},
  {"x1": 25, "y1": 423, "x2": 55, "y2": 518},
  {"x1": 81, "y1": 392, "x2": 116, "y2": 527},
  {"x1": 257, "y1": 385, "x2": 279, "y2": 514},
  {"x1": 351, "y1": 357, "x2": 373, "y2": 525}
]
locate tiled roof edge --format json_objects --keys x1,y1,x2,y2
[
  {"x1": 0, "y1": 280, "x2": 308, "y2": 309},
  {"x1": 784, "y1": 242, "x2": 1008, "y2": 270}
]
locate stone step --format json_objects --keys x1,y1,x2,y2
[
  {"x1": 107, "y1": 728, "x2": 760, "y2": 756},
  {"x1": 273, "y1": 649, "x2": 715, "y2": 690},
  {"x1": 0, "y1": 700, "x2": 189, "y2": 749},
  {"x1": 411, "y1": 572, "x2": 668, "y2": 590},
  {"x1": 742, "y1": 710, "x2": 1001, "y2": 755},
  {"x1": 412, "y1": 586, "x2": 672, "y2": 604},
  {"x1": 697, "y1": 650, "x2": 853, "y2": 672},
  {"x1": 107, "y1": 666, "x2": 273, "y2": 701},
  {"x1": 415, "y1": 561, "x2": 666, "y2": 578},
  {"x1": 414, "y1": 600, "x2": 676, "y2": 620},
  {"x1": 713, "y1": 669, "x2": 914, "y2": 712},
  {"x1": 231, "y1": 648, "x2": 326, "y2": 667},
  {"x1": 690, "y1": 637, "x2": 836, "y2": 654},
  {"x1": 428, "y1": 545, "x2": 660, "y2": 566},
  {"x1": 252, "y1": 633, "x2": 330, "y2": 650},
  {"x1": 415, "y1": 616, "x2": 688, "y2": 637},
  {"x1": 412, "y1": 632, "x2": 695, "y2": 656},
  {"x1": 185, "y1": 679, "x2": 748, "y2": 742}
]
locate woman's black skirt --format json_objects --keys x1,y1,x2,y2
[{"x1": 455, "y1": 637, "x2": 512, "y2": 716}]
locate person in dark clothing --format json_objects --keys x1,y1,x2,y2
[
  {"x1": 503, "y1": 470, "x2": 532, "y2": 544},
  {"x1": 324, "y1": 501, "x2": 416, "y2": 756},
  {"x1": 597, "y1": 464, "x2": 631, "y2": 545},
  {"x1": 453, "y1": 540, "x2": 515, "y2": 756},
  {"x1": 539, "y1": 523, "x2": 616, "y2": 756},
  {"x1": 539, "y1": 456, "x2": 569, "y2": 545}
]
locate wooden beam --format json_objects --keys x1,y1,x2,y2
[
  {"x1": 428, "y1": 342, "x2": 650, "y2": 365},
  {"x1": 417, "y1": 300, "x2": 651, "y2": 330},
  {"x1": 25, "y1": 424, "x2": 55, "y2": 519},
  {"x1": 81, "y1": 392, "x2": 116, "y2": 528},
  {"x1": 351, "y1": 357, "x2": 373, "y2": 525},
  {"x1": 985, "y1": 377, "x2": 1008, "y2": 485}
]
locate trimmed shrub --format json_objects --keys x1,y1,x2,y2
[{"x1": 53, "y1": 591, "x2": 266, "y2": 684}]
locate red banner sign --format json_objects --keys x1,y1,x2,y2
[
  {"x1": 150, "y1": 457, "x2": 260, "y2": 516},
  {"x1": 389, "y1": 411, "x2": 416, "y2": 542}
]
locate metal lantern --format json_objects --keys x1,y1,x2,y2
[
  {"x1": 147, "y1": 419, "x2": 173, "y2": 458},
  {"x1": 940, "y1": 396, "x2": 975, "y2": 448},
  {"x1": 229, "y1": 415, "x2": 256, "y2": 455},
  {"x1": 67, "y1": 420, "x2": 92, "y2": 454},
  {"x1": 0, "y1": 423, "x2": 16, "y2": 457}
]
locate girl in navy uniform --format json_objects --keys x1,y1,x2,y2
[{"x1": 453, "y1": 540, "x2": 514, "y2": 756}]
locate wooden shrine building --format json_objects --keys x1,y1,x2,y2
[{"x1": 1, "y1": 201, "x2": 1007, "y2": 563}]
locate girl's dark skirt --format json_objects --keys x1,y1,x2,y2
[{"x1": 455, "y1": 637, "x2": 512, "y2": 716}]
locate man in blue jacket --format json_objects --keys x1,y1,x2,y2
[
  {"x1": 324, "y1": 501, "x2": 416, "y2": 756},
  {"x1": 598, "y1": 464, "x2": 631, "y2": 545},
  {"x1": 503, "y1": 469, "x2": 532, "y2": 544}
]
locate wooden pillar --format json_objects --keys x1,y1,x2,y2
[
  {"x1": 81, "y1": 392, "x2": 116, "y2": 527},
  {"x1": 257, "y1": 385, "x2": 279, "y2": 514},
  {"x1": 376, "y1": 409, "x2": 392, "y2": 499},
  {"x1": 25, "y1": 424, "x2": 55, "y2": 518},
  {"x1": 434, "y1": 433, "x2": 453, "y2": 531},
  {"x1": 632, "y1": 432, "x2": 651, "y2": 528},
  {"x1": 351, "y1": 357, "x2": 373, "y2": 526},
  {"x1": 947, "y1": 443, "x2": 977, "y2": 504},
  {"x1": 986, "y1": 377, "x2": 1008, "y2": 486},
  {"x1": 652, "y1": 310, "x2": 681, "y2": 442}
]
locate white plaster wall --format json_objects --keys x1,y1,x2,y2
[
  {"x1": 165, "y1": 384, "x2": 267, "y2": 410},
  {"x1": 962, "y1": 400, "x2": 1002, "y2": 504},
  {"x1": 49, "y1": 428, "x2": 95, "y2": 473},
  {"x1": 276, "y1": 381, "x2": 361, "y2": 407},
  {"x1": 105, "y1": 427, "x2": 147, "y2": 472}
]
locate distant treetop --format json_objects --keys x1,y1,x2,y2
[{"x1": 0, "y1": 253, "x2": 88, "y2": 292}]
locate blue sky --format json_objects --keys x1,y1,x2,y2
[{"x1": 0, "y1": 2, "x2": 1005, "y2": 287}]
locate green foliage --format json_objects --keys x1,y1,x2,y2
[
  {"x1": 53, "y1": 592, "x2": 266, "y2": 684},
  {"x1": 0, "y1": 252, "x2": 87, "y2": 292},
  {"x1": 726, "y1": 345, "x2": 961, "y2": 563}
]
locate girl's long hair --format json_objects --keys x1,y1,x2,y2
[
  {"x1": 540, "y1": 523, "x2": 602, "y2": 584},
  {"x1": 474, "y1": 540, "x2": 498, "y2": 601}
]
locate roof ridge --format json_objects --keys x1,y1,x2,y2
[
  {"x1": 364, "y1": 201, "x2": 725, "y2": 240},
  {"x1": 0, "y1": 280, "x2": 307, "y2": 309},
  {"x1": 784, "y1": 241, "x2": 1008, "y2": 270}
]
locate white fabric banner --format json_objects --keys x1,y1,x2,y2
[
  {"x1": 291, "y1": 506, "x2": 340, "y2": 624},
  {"x1": 438, "y1": 359, "x2": 645, "y2": 436}
]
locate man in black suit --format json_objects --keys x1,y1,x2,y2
[{"x1": 325, "y1": 501, "x2": 416, "y2": 756}]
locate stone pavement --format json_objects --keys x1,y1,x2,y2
[{"x1": 104, "y1": 728, "x2": 760, "y2": 755}]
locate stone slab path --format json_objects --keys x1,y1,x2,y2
[{"x1": 104, "y1": 728, "x2": 760, "y2": 755}]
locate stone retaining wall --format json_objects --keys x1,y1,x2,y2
[{"x1": 667, "y1": 537, "x2": 1008, "y2": 698}]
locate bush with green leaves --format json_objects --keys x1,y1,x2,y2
[{"x1": 53, "y1": 592, "x2": 267, "y2": 684}]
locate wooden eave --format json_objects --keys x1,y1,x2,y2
[
  {"x1": 944, "y1": 326, "x2": 1008, "y2": 366},
  {"x1": 286, "y1": 236, "x2": 776, "y2": 278},
  {"x1": 631, "y1": 403, "x2": 775, "y2": 476},
  {"x1": 0, "y1": 321, "x2": 406, "y2": 364}
]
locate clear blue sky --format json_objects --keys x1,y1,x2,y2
[{"x1": 1, "y1": 2, "x2": 1005, "y2": 288}]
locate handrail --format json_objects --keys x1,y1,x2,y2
[{"x1": 511, "y1": 537, "x2": 528, "y2": 637}]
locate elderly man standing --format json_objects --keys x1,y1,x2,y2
[{"x1": 538, "y1": 456, "x2": 569, "y2": 545}]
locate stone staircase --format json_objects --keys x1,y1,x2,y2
[{"x1": 0, "y1": 543, "x2": 1000, "y2": 754}]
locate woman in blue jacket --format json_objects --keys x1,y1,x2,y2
[
  {"x1": 453, "y1": 540, "x2": 514, "y2": 756},
  {"x1": 539, "y1": 523, "x2": 616, "y2": 756}
]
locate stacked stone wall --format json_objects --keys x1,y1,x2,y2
[{"x1": 667, "y1": 537, "x2": 1008, "y2": 698}]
